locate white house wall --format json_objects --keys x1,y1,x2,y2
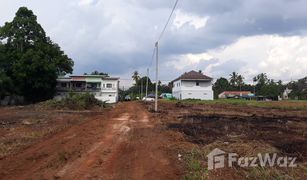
[
  {"x1": 181, "y1": 90, "x2": 213, "y2": 100},
  {"x1": 172, "y1": 80, "x2": 182, "y2": 100},
  {"x1": 172, "y1": 80, "x2": 214, "y2": 100},
  {"x1": 181, "y1": 81, "x2": 212, "y2": 91},
  {"x1": 95, "y1": 92, "x2": 117, "y2": 103},
  {"x1": 99, "y1": 80, "x2": 119, "y2": 103}
]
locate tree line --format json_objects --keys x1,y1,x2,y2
[
  {"x1": 213, "y1": 72, "x2": 307, "y2": 100},
  {"x1": 119, "y1": 71, "x2": 171, "y2": 100},
  {"x1": 0, "y1": 7, "x2": 73, "y2": 103}
]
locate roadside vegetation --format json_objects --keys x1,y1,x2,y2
[{"x1": 41, "y1": 93, "x2": 106, "y2": 110}]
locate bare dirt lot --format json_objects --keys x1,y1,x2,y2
[
  {"x1": 154, "y1": 101, "x2": 307, "y2": 179},
  {"x1": 0, "y1": 102, "x2": 182, "y2": 180},
  {"x1": 0, "y1": 101, "x2": 307, "y2": 179}
]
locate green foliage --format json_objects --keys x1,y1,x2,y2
[
  {"x1": 213, "y1": 77, "x2": 230, "y2": 99},
  {"x1": 132, "y1": 71, "x2": 140, "y2": 84},
  {"x1": 253, "y1": 73, "x2": 284, "y2": 98},
  {"x1": 0, "y1": 7, "x2": 73, "y2": 103},
  {"x1": 215, "y1": 72, "x2": 285, "y2": 99},
  {"x1": 84, "y1": 70, "x2": 109, "y2": 76},
  {"x1": 258, "y1": 82, "x2": 280, "y2": 98},
  {"x1": 288, "y1": 77, "x2": 307, "y2": 100},
  {"x1": 122, "y1": 74, "x2": 171, "y2": 99},
  {"x1": 229, "y1": 71, "x2": 244, "y2": 87},
  {"x1": 44, "y1": 93, "x2": 106, "y2": 110},
  {"x1": 0, "y1": 69, "x2": 13, "y2": 98},
  {"x1": 183, "y1": 148, "x2": 208, "y2": 180}
]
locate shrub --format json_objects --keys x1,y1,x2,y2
[{"x1": 44, "y1": 93, "x2": 106, "y2": 110}]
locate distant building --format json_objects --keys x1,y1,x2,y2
[
  {"x1": 171, "y1": 70, "x2": 214, "y2": 100},
  {"x1": 218, "y1": 91, "x2": 254, "y2": 99},
  {"x1": 56, "y1": 75, "x2": 119, "y2": 103},
  {"x1": 282, "y1": 88, "x2": 292, "y2": 100}
]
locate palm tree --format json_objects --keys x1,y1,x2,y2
[
  {"x1": 132, "y1": 71, "x2": 140, "y2": 84},
  {"x1": 229, "y1": 72, "x2": 238, "y2": 87},
  {"x1": 237, "y1": 75, "x2": 244, "y2": 91}
]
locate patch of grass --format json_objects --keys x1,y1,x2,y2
[
  {"x1": 163, "y1": 99, "x2": 307, "y2": 110},
  {"x1": 183, "y1": 148, "x2": 208, "y2": 180},
  {"x1": 245, "y1": 167, "x2": 295, "y2": 180}
]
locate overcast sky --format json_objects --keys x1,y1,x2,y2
[{"x1": 1, "y1": 0, "x2": 307, "y2": 87}]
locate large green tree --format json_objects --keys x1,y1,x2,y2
[
  {"x1": 0, "y1": 7, "x2": 73, "y2": 102},
  {"x1": 213, "y1": 77, "x2": 230, "y2": 99},
  {"x1": 288, "y1": 77, "x2": 307, "y2": 99}
]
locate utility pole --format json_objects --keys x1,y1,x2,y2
[
  {"x1": 155, "y1": 42, "x2": 159, "y2": 112},
  {"x1": 141, "y1": 75, "x2": 143, "y2": 99},
  {"x1": 146, "y1": 68, "x2": 149, "y2": 98}
]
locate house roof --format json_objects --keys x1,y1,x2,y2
[
  {"x1": 221, "y1": 91, "x2": 252, "y2": 95},
  {"x1": 172, "y1": 70, "x2": 213, "y2": 83},
  {"x1": 57, "y1": 75, "x2": 119, "y2": 81}
]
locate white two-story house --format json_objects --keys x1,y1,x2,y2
[
  {"x1": 171, "y1": 70, "x2": 214, "y2": 100},
  {"x1": 56, "y1": 75, "x2": 119, "y2": 103}
]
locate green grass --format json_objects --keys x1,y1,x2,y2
[
  {"x1": 162, "y1": 99, "x2": 307, "y2": 110},
  {"x1": 183, "y1": 148, "x2": 208, "y2": 180}
]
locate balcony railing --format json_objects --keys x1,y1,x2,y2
[
  {"x1": 56, "y1": 87, "x2": 102, "y2": 92},
  {"x1": 101, "y1": 87, "x2": 117, "y2": 91}
]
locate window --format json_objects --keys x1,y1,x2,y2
[
  {"x1": 106, "y1": 83, "x2": 112, "y2": 88},
  {"x1": 103, "y1": 84, "x2": 105, "y2": 88},
  {"x1": 61, "y1": 83, "x2": 67, "y2": 88},
  {"x1": 196, "y1": 82, "x2": 200, "y2": 86}
]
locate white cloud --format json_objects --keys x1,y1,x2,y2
[
  {"x1": 173, "y1": 10, "x2": 209, "y2": 29},
  {"x1": 78, "y1": 0, "x2": 98, "y2": 6},
  {"x1": 171, "y1": 35, "x2": 307, "y2": 82},
  {"x1": 165, "y1": 52, "x2": 213, "y2": 70},
  {"x1": 1, "y1": 0, "x2": 307, "y2": 81}
]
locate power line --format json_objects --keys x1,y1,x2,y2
[
  {"x1": 153, "y1": 0, "x2": 179, "y2": 112},
  {"x1": 157, "y1": 0, "x2": 179, "y2": 42},
  {"x1": 149, "y1": 46, "x2": 156, "y2": 68}
]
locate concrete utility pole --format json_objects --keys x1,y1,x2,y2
[
  {"x1": 146, "y1": 68, "x2": 149, "y2": 98},
  {"x1": 141, "y1": 75, "x2": 143, "y2": 99},
  {"x1": 155, "y1": 42, "x2": 159, "y2": 112}
]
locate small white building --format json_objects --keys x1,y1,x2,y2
[
  {"x1": 282, "y1": 88, "x2": 292, "y2": 100},
  {"x1": 56, "y1": 75, "x2": 119, "y2": 103},
  {"x1": 171, "y1": 70, "x2": 214, "y2": 100}
]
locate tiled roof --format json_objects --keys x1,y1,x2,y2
[
  {"x1": 222, "y1": 91, "x2": 252, "y2": 95},
  {"x1": 172, "y1": 70, "x2": 213, "y2": 82}
]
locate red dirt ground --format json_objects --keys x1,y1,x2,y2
[
  {"x1": 1, "y1": 101, "x2": 307, "y2": 179},
  {"x1": 0, "y1": 102, "x2": 183, "y2": 180}
]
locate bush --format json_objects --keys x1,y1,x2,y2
[{"x1": 44, "y1": 93, "x2": 106, "y2": 110}]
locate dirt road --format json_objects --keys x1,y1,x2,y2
[{"x1": 0, "y1": 102, "x2": 182, "y2": 180}]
